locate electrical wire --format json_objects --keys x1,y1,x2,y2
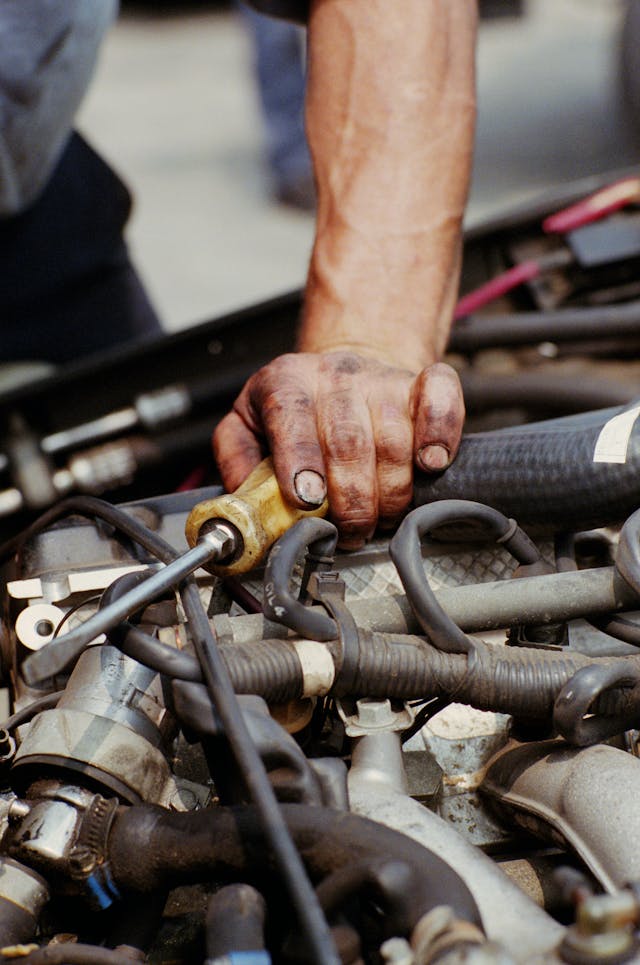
[{"x1": 401, "y1": 697, "x2": 450, "y2": 744}]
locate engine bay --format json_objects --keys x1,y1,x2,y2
[{"x1": 3, "y1": 176, "x2": 640, "y2": 963}]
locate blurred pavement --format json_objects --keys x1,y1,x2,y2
[{"x1": 77, "y1": 0, "x2": 639, "y2": 333}]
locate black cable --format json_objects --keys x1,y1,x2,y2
[
  {"x1": 262, "y1": 517, "x2": 338, "y2": 641},
  {"x1": 389, "y1": 499, "x2": 541, "y2": 655},
  {"x1": 401, "y1": 697, "x2": 450, "y2": 745},
  {"x1": 0, "y1": 495, "x2": 168, "y2": 569},
  {"x1": 1, "y1": 690, "x2": 63, "y2": 732},
  {"x1": 179, "y1": 578, "x2": 339, "y2": 964},
  {"x1": 53, "y1": 594, "x2": 102, "y2": 638}
]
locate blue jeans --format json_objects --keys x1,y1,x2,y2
[{"x1": 239, "y1": 4, "x2": 311, "y2": 187}]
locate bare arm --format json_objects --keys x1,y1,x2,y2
[{"x1": 215, "y1": 0, "x2": 477, "y2": 546}]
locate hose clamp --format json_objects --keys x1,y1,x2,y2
[{"x1": 314, "y1": 576, "x2": 360, "y2": 698}]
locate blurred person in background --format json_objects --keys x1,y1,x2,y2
[
  {"x1": 238, "y1": 3, "x2": 315, "y2": 209},
  {"x1": 0, "y1": 0, "x2": 160, "y2": 367}
]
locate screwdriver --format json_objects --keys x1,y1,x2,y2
[{"x1": 21, "y1": 458, "x2": 328, "y2": 684}]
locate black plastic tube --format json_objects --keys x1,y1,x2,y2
[
  {"x1": 262, "y1": 517, "x2": 338, "y2": 641},
  {"x1": 107, "y1": 803, "x2": 483, "y2": 932},
  {"x1": 155, "y1": 632, "x2": 640, "y2": 730},
  {"x1": 389, "y1": 501, "x2": 541, "y2": 654},
  {"x1": 460, "y1": 369, "x2": 636, "y2": 416},
  {"x1": 413, "y1": 402, "x2": 640, "y2": 530},
  {"x1": 449, "y1": 301, "x2": 640, "y2": 353},
  {"x1": 1, "y1": 691, "x2": 63, "y2": 732},
  {"x1": 553, "y1": 661, "x2": 640, "y2": 746}
]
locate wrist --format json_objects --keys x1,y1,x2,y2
[{"x1": 298, "y1": 237, "x2": 451, "y2": 373}]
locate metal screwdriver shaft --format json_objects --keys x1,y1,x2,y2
[{"x1": 22, "y1": 523, "x2": 237, "y2": 683}]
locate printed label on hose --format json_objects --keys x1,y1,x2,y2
[{"x1": 593, "y1": 405, "x2": 640, "y2": 464}]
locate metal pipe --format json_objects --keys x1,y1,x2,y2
[
  {"x1": 212, "y1": 566, "x2": 638, "y2": 645},
  {"x1": 348, "y1": 734, "x2": 564, "y2": 961},
  {"x1": 482, "y1": 741, "x2": 640, "y2": 894}
]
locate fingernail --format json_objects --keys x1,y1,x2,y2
[
  {"x1": 418, "y1": 444, "x2": 450, "y2": 471},
  {"x1": 294, "y1": 469, "x2": 326, "y2": 506}
]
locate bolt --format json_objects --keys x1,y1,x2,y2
[
  {"x1": 355, "y1": 698, "x2": 394, "y2": 728},
  {"x1": 7, "y1": 799, "x2": 31, "y2": 824},
  {"x1": 68, "y1": 846, "x2": 96, "y2": 877},
  {"x1": 560, "y1": 891, "x2": 639, "y2": 963},
  {"x1": 198, "y1": 521, "x2": 237, "y2": 562}
]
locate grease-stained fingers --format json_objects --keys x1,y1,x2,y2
[
  {"x1": 245, "y1": 358, "x2": 327, "y2": 510},
  {"x1": 213, "y1": 409, "x2": 264, "y2": 493},
  {"x1": 316, "y1": 382, "x2": 378, "y2": 548},
  {"x1": 369, "y1": 395, "x2": 414, "y2": 528},
  {"x1": 412, "y1": 363, "x2": 465, "y2": 473}
]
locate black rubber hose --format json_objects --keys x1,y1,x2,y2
[
  {"x1": 412, "y1": 402, "x2": 640, "y2": 530},
  {"x1": 107, "y1": 803, "x2": 483, "y2": 932},
  {"x1": 460, "y1": 369, "x2": 637, "y2": 416},
  {"x1": 206, "y1": 884, "x2": 268, "y2": 959},
  {"x1": 262, "y1": 517, "x2": 338, "y2": 641},
  {"x1": 110, "y1": 621, "x2": 204, "y2": 681},
  {"x1": 102, "y1": 572, "x2": 204, "y2": 682},
  {"x1": 315, "y1": 859, "x2": 434, "y2": 937},
  {"x1": 389, "y1": 500, "x2": 541, "y2": 654},
  {"x1": 172, "y1": 685, "x2": 324, "y2": 806},
  {"x1": 449, "y1": 301, "x2": 640, "y2": 353},
  {"x1": 553, "y1": 662, "x2": 640, "y2": 746}
]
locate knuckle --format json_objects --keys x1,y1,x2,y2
[
  {"x1": 319, "y1": 391, "x2": 372, "y2": 463},
  {"x1": 322, "y1": 351, "x2": 364, "y2": 378},
  {"x1": 324, "y1": 418, "x2": 371, "y2": 462},
  {"x1": 375, "y1": 427, "x2": 412, "y2": 466}
]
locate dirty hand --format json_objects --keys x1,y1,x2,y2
[{"x1": 213, "y1": 351, "x2": 464, "y2": 548}]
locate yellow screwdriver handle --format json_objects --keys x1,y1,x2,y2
[{"x1": 184, "y1": 457, "x2": 329, "y2": 576}]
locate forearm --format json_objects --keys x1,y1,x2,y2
[{"x1": 298, "y1": 0, "x2": 477, "y2": 371}]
